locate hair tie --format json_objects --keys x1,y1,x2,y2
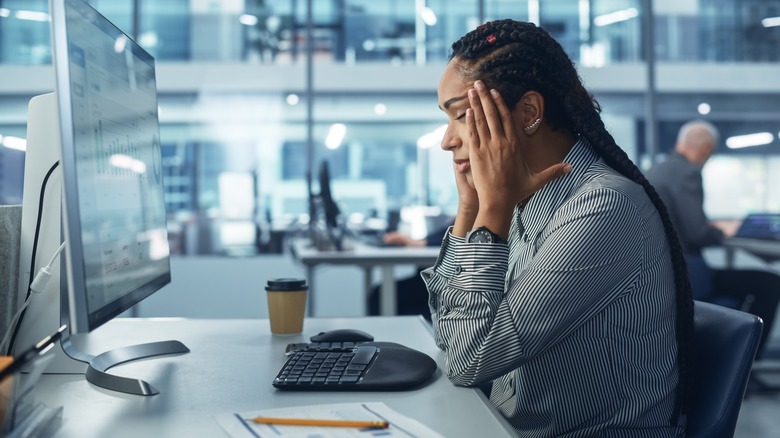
[{"x1": 486, "y1": 34, "x2": 496, "y2": 44}]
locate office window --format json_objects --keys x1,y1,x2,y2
[
  {"x1": 703, "y1": 155, "x2": 776, "y2": 219},
  {"x1": 89, "y1": 0, "x2": 133, "y2": 35},
  {"x1": 485, "y1": 0, "x2": 530, "y2": 22},
  {"x1": 138, "y1": 0, "x2": 191, "y2": 61},
  {"x1": 0, "y1": 0, "x2": 50, "y2": 64}
]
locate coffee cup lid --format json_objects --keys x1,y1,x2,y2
[{"x1": 266, "y1": 278, "x2": 307, "y2": 291}]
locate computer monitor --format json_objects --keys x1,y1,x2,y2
[
  {"x1": 308, "y1": 160, "x2": 344, "y2": 250},
  {"x1": 318, "y1": 160, "x2": 340, "y2": 230},
  {"x1": 9, "y1": 0, "x2": 188, "y2": 395}
]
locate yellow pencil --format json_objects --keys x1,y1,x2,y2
[{"x1": 248, "y1": 416, "x2": 389, "y2": 429}]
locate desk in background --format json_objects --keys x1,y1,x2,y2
[
  {"x1": 290, "y1": 238, "x2": 439, "y2": 316},
  {"x1": 29, "y1": 316, "x2": 515, "y2": 437},
  {"x1": 723, "y1": 237, "x2": 780, "y2": 268}
]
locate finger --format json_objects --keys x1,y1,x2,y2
[
  {"x1": 490, "y1": 88, "x2": 514, "y2": 140},
  {"x1": 530, "y1": 163, "x2": 573, "y2": 192},
  {"x1": 474, "y1": 81, "x2": 505, "y2": 139},
  {"x1": 465, "y1": 107, "x2": 482, "y2": 152},
  {"x1": 467, "y1": 88, "x2": 490, "y2": 145}
]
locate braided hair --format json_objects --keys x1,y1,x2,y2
[{"x1": 450, "y1": 19, "x2": 693, "y2": 425}]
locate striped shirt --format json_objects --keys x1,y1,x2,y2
[{"x1": 421, "y1": 138, "x2": 684, "y2": 438}]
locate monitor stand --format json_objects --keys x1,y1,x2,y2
[
  {"x1": 14, "y1": 92, "x2": 189, "y2": 396},
  {"x1": 85, "y1": 341, "x2": 189, "y2": 395}
]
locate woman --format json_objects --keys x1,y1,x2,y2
[{"x1": 421, "y1": 19, "x2": 692, "y2": 437}]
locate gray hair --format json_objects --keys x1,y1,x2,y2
[{"x1": 676, "y1": 120, "x2": 720, "y2": 149}]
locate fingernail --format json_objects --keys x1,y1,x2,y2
[
  {"x1": 474, "y1": 80, "x2": 485, "y2": 91},
  {"x1": 490, "y1": 89, "x2": 499, "y2": 97},
  {"x1": 563, "y1": 164, "x2": 573, "y2": 174},
  {"x1": 468, "y1": 89, "x2": 477, "y2": 98}
]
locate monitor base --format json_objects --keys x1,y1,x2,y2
[{"x1": 85, "y1": 340, "x2": 190, "y2": 395}]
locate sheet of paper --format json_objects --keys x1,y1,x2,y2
[{"x1": 215, "y1": 401, "x2": 445, "y2": 438}]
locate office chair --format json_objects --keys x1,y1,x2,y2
[
  {"x1": 687, "y1": 300, "x2": 763, "y2": 438},
  {"x1": 712, "y1": 269, "x2": 780, "y2": 359},
  {"x1": 711, "y1": 269, "x2": 780, "y2": 394}
]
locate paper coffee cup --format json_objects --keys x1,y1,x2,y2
[{"x1": 265, "y1": 278, "x2": 308, "y2": 335}]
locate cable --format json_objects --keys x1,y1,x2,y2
[
  {"x1": 0, "y1": 241, "x2": 67, "y2": 354},
  {"x1": 0, "y1": 296, "x2": 32, "y2": 355},
  {"x1": 5, "y1": 160, "x2": 60, "y2": 356},
  {"x1": 29, "y1": 241, "x2": 66, "y2": 294}
]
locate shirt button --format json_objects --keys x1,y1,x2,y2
[{"x1": 454, "y1": 266, "x2": 463, "y2": 274}]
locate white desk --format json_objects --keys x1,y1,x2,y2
[
  {"x1": 290, "y1": 239, "x2": 439, "y2": 316},
  {"x1": 723, "y1": 237, "x2": 780, "y2": 267},
  {"x1": 28, "y1": 316, "x2": 515, "y2": 437}
]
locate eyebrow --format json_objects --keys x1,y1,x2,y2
[{"x1": 439, "y1": 95, "x2": 467, "y2": 111}]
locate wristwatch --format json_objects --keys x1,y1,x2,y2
[{"x1": 466, "y1": 226, "x2": 505, "y2": 244}]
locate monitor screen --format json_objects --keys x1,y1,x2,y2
[{"x1": 54, "y1": 0, "x2": 170, "y2": 333}]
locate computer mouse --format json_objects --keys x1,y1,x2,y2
[{"x1": 310, "y1": 328, "x2": 374, "y2": 343}]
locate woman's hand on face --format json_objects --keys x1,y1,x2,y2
[
  {"x1": 466, "y1": 81, "x2": 571, "y2": 212},
  {"x1": 453, "y1": 160, "x2": 479, "y2": 212}
]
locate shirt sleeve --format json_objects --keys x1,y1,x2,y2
[
  {"x1": 422, "y1": 189, "x2": 647, "y2": 387},
  {"x1": 672, "y1": 171, "x2": 724, "y2": 249}
]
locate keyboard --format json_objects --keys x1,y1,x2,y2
[{"x1": 273, "y1": 343, "x2": 378, "y2": 389}]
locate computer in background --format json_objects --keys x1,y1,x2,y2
[
  {"x1": 11, "y1": 0, "x2": 188, "y2": 395},
  {"x1": 733, "y1": 213, "x2": 780, "y2": 241}
]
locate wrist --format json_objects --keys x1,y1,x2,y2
[
  {"x1": 473, "y1": 208, "x2": 513, "y2": 241},
  {"x1": 453, "y1": 205, "x2": 479, "y2": 238}
]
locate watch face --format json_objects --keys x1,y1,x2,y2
[{"x1": 468, "y1": 229, "x2": 492, "y2": 243}]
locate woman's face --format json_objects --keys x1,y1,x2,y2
[{"x1": 437, "y1": 61, "x2": 478, "y2": 187}]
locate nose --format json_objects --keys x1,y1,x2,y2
[{"x1": 440, "y1": 124, "x2": 461, "y2": 151}]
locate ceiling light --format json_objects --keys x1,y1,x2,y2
[
  {"x1": 2, "y1": 136, "x2": 27, "y2": 151},
  {"x1": 14, "y1": 10, "x2": 49, "y2": 22},
  {"x1": 593, "y1": 8, "x2": 638, "y2": 27},
  {"x1": 374, "y1": 103, "x2": 387, "y2": 115},
  {"x1": 725, "y1": 132, "x2": 774, "y2": 149},
  {"x1": 420, "y1": 7, "x2": 437, "y2": 26},
  {"x1": 762, "y1": 17, "x2": 780, "y2": 27},
  {"x1": 325, "y1": 123, "x2": 346, "y2": 150},
  {"x1": 139, "y1": 32, "x2": 159, "y2": 48},
  {"x1": 697, "y1": 103, "x2": 711, "y2": 115},
  {"x1": 286, "y1": 94, "x2": 299, "y2": 105},
  {"x1": 239, "y1": 14, "x2": 258, "y2": 26}
]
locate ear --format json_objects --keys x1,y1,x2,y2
[{"x1": 516, "y1": 91, "x2": 544, "y2": 135}]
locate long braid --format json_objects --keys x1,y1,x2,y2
[{"x1": 451, "y1": 19, "x2": 693, "y2": 425}]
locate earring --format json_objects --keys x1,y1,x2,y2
[{"x1": 524, "y1": 118, "x2": 542, "y2": 133}]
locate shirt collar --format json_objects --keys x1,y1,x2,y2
[{"x1": 518, "y1": 136, "x2": 599, "y2": 237}]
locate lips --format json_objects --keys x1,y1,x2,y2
[{"x1": 454, "y1": 159, "x2": 470, "y2": 174}]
